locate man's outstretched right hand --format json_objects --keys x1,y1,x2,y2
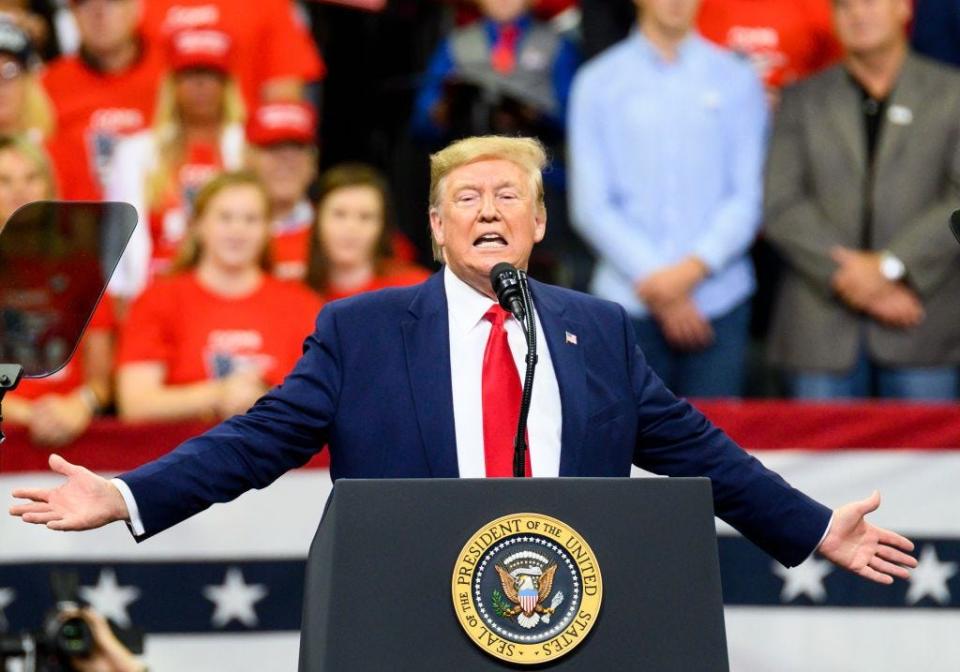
[{"x1": 8, "y1": 454, "x2": 129, "y2": 531}]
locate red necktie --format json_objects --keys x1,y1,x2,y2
[
  {"x1": 482, "y1": 304, "x2": 532, "y2": 477},
  {"x1": 490, "y1": 24, "x2": 519, "y2": 75}
]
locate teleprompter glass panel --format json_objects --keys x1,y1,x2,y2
[{"x1": 0, "y1": 201, "x2": 137, "y2": 378}]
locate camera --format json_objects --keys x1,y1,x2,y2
[{"x1": 0, "y1": 570, "x2": 143, "y2": 672}]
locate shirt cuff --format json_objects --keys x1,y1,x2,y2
[
  {"x1": 805, "y1": 511, "x2": 834, "y2": 563},
  {"x1": 111, "y1": 477, "x2": 145, "y2": 538}
]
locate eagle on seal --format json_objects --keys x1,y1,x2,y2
[{"x1": 494, "y1": 563, "x2": 561, "y2": 629}]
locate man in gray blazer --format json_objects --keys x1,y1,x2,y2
[{"x1": 765, "y1": 0, "x2": 960, "y2": 399}]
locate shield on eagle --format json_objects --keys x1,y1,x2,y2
[{"x1": 519, "y1": 586, "x2": 538, "y2": 614}]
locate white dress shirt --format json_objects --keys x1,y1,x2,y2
[{"x1": 444, "y1": 265, "x2": 563, "y2": 478}]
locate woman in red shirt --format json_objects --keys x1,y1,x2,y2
[
  {"x1": 0, "y1": 136, "x2": 114, "y2": 446},
  {"x1": 116, "y1": 171, "x2": 320, "y2": 423},
  {"x1": 305, "y1": 164, "x2": 431, "y2": 302}
]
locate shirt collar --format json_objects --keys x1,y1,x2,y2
[
  {"x1": 483, "y1": 13, "x2": 533, "y2": 42},
  {"x1": 273, "y1": 199, "x2": 314, "y2": 233},
  {"x1": 630, "y1": 28, "x2": 699, "y2": 65},
  {"x1": 444, "y1": 265, "x2": 498, "y2": 335}
]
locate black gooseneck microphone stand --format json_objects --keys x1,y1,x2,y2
[{"x1": 512, "y1": 270, "x2": 537, "y2": 478}]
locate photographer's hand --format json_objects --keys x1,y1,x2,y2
[{"x1": 63, "y1": 609, "x2": 145, "y2": 672}]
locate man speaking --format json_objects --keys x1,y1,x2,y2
[{"x1": 11, "y1": 136, "x2": 915, "y2": 581}]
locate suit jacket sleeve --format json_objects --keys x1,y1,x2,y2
[
  {"x1": 117, "y1": 305, "x2": 342, "y2": 540},
  {"x1": 622, "y1": 306, "x2": 832, "y2": 567}
]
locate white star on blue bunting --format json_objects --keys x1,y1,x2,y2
[
  {"x1": 772, "y1": 556, "x2": 834, "y2": 603},
  {"x1": 906, "y1": 544, "x2": 957, "y2": 606},
  {"x1": 0, "y1": 587, "x2": 14, "y2": 630},
  {"x1": 80, "y1": 568, "x2": 141, "y2": 628},
  {"x1": 203, "y1": 567, "x2": 268, "y2": 628}
]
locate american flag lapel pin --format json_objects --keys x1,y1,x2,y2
[{"x1": 565, "y1": 331, "x2": 578, "y2": 345}]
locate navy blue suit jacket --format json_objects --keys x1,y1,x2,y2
[{"x1": 120, "y1": 271, "x2": 831, "y2": 567}]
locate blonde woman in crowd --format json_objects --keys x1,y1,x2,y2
[
  {"x1": 305, "y1": 163, "x2": 430, "y2": 303},
  {"x1": 107, "y1": 28, "x2": 246, "y2": 306},
  {"x1": 115, "y1": 171, "x2": 320, "y2": 423},
  {"x1": 0, "y1": 136, "x2": 114, "y2": 446},
  {"x1": 0, "y1": 19, "x2": 52, "y2": 141}
]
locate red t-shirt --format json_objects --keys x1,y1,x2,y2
[
  {"x1": 271, "y1": 228, "x2": 312, "y2": 281},
  {"x1": 43, "y1": 44, "x2": 166, "y2": 201},
  {"x1": 697, "y1": 0, "x2": 842, "y2": 89},
  {"x1": 12, "y1": 296, "x2": 116, "y2": 401},
  {"x1": 139, "y1": 0, "x2": 326, "y2": 107},
  {"x1": 321, "y1": 263, "x2": 432, "y2": 303},
  {"x1": 118, "y1": 272, "x2": 321, "y2": 386}
]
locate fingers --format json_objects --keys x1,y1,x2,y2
[
  {"x1": 22, "y1": 510, "x2": 64, "y2": 525},
  {"x1": 9, "y1": 502, "x2": 53, "y2": 517},
  {"x1": 878, "y1": 527, "x2": 915, "y2": 553},
  {"x1": 857, "y1": 565, "x2": 894, "y2": 585},
  {"x1": 877, "y1": 544, "x2": 918, "y2": 567},
  {"x1": 830, "y1": 246, "x2": 852, "y2": 264},
  {"x1": 663, "y1": 304, "x2": 712, "y2": 352},
  {"x1": 10, "y1": 487, "x2": 50, "y2": 503},
  {"x1": 868, "y1": 556, "x2": 911, "y2": 581},
  {"x1": 692, "y1": 319, "x2": 715, "y2": 349},
  {"x1": 47, "y1": 517, "x2": 83, "y2": 531},
  {"x1": 48, "y1": 453, "x2": 80, "y2": 477}
]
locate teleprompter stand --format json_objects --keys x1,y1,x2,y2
[
  {"x1": 0, "y1": 364, "x2": 22, "y2": 444},
  {"x1": 299, "y1": 478, "x2": 729, "y2": 671}
]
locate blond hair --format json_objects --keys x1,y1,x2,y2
[
  {"x1": 172, "y1": 170, "x2": 272, "y2": 271},
  {"x1": 0, "y1": 134, "x2": 57, "y2": 198},
  {"x1": 146, "y1": 73, "x2": 246, "y2": 208},
  {"x1": 428, "y1": 135, "x2": 548, "y2": 262},
  {"x1": 21, "y1": 75, "x2": 54, "y2": 138}
]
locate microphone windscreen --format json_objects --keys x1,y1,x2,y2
[{"x1": 490, "y1": 262, "x2": 517, "y2": 284}]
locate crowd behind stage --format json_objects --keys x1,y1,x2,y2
[{"x1": 2, "y1": 0, "x2": 960, "y2": 450}]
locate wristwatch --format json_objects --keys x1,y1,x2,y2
[{"x1": 879, "y1": 251, "x2": 906, "y2": 282}]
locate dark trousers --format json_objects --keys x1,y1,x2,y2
[{"x1": 632, "y1": 300, "x2": 751, "y2": 398}]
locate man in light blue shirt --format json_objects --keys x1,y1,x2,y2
[{"x1": 568, "y1": 0, "x2": 767, "y2": 397}]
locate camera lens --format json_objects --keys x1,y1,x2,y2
[{"x1": 56, "y1": 616, "x2": 92, "y2": 657}]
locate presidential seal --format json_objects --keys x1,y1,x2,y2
[{"x1": 451, "y1": 513, "x2": 603, "y2": 665}]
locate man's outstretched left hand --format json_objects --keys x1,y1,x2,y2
[{"x1": 818, "y1": 490, "x2": 917, "y2": 584}]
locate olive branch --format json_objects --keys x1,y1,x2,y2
[{"x1": 491, "y1": 589, "x2": 512, "y2": 618}]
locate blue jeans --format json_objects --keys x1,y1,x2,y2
[
  {"x1": 632, "y1": 300, "x2": 751, "y2": 398},
  {"x1": 787, "y1": 350, "x2": 959, "y2": 401}
]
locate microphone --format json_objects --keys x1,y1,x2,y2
[
  {"x1": 951, "y1": 210, "x2": 960, "y2": 246},
  {"x1": 490, "y1": 262, "x2": 526, "y2": 322}
]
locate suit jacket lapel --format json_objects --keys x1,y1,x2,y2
[
  {"x1": 875, "y1": 55, "x2": 924, "y2": 173},
  {"x1": 825, "y1": 68, "x2": 867, "y2": 174},
  {"x1": 401, "y1": 272, "x2": 459, "y2": 477},
  {"x1": 528, "y1": 279, "x2": 587, "y2": 477}
]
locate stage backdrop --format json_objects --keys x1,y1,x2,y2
[{"x1": 2, "y1": 402, "x2": 959, "y2": 672}]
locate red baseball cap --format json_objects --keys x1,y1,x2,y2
[
  {"x1": 168, "y1": 28, "x2": 232, "y2": 74},
  {"x1": 246, "y1": 102, "x2": 317, "y2": 146}
]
